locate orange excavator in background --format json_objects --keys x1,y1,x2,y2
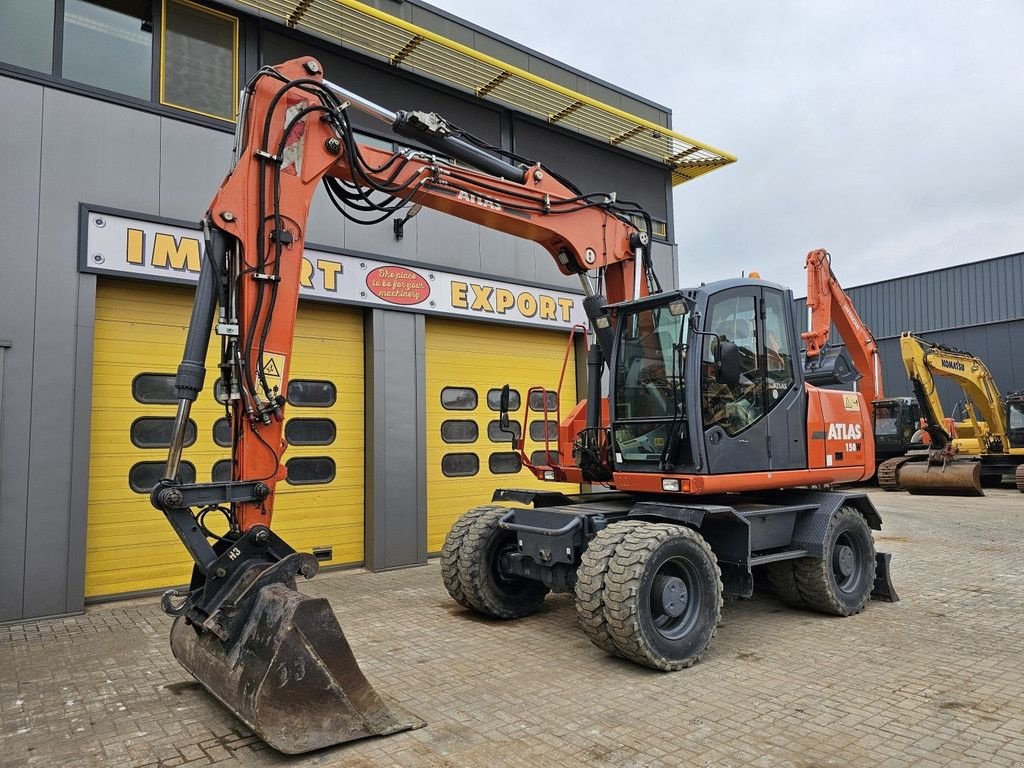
[{"x1": 153, "y1": 58, "x2": 897, "y2": 755}]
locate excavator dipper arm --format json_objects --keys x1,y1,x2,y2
[{"x1": 801, "y1": 249, "x2": 883, "y2": 404}]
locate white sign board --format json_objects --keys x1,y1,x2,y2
[{"x1": 81, "y1": 209, "x2": 588, "y2": 331}]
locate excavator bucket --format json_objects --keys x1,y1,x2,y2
[
  {"x1": 169, "y1": 561, "x2": 423, "y2": 754},
  {"x1": 899, "y1": 460, "x2": 983, "y2": 496}
]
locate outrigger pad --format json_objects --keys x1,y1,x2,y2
[
  {"x1": 170, "y1": 584, "x2": 423, "y2": 754},
  {"x1": 871, "y1": 551, "x2": 899, "y2": 603}
]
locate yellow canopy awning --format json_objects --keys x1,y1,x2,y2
[{"x1": 226, "y1": 0, "x2": 736, "y2": 185}]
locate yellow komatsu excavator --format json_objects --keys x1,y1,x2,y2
[{"x1": 878, "y1": 333, "x2": 1024, "y2": 495}]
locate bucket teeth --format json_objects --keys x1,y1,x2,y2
[{"x1": 169, "y1": 557, "x2": 423, "y2": 754}]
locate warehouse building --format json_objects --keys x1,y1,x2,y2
[{"x1": 0, "y1": 0, "x2": 735, "y2": 621}]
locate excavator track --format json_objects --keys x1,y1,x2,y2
[
  {"x1": 1016, "y1": 464, "x2": 1024, "y2": 493},
  {"x1": 877, "y1": 456, "x2": 913, "y2": 491}
]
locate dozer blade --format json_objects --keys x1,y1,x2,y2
[
  {"x1": 899, "y1": 460, "x2": 983, "y2": 496},
  {"x1": 170, "y1": 573, "x2": 423, "y2": 754}
]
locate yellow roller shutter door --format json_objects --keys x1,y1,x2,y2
[
  {"x1": 86, "y1": 279, "x2": 364, "y2": 598},
  {"x1": 425, "y1": 317, "x2": 579, "y2": 553}
]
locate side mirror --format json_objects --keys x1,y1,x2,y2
[
  {"x1": 715, "y1": 340, "x2": 741, "y2": 386},
  {"x1": 499, "y1": 384, "x2": 510, "y2": 430}
]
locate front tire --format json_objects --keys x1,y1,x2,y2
[
  {"x1": 793, "y1": 506, "x2": 876, "y2": 616},
  {"x1": 603, "y1": 523, "x2": 723, "y2": 671},
  {"x1": 441, "y1": 505, "x2": 496, "y2": 609},
  {"x1": 574, "y1": 521, "x2": 644, "y2": 655},
  {"x1": 457, "y1": 506, "x2": 549, "y2": 619}
]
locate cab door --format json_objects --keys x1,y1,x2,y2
[
  {"x1": 699, "y1": 286, "x2": 805, "y2": 474},
  {"x1": 700, "y1": 288, "x2": 769, "y2": 473}
]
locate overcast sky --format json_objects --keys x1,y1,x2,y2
[{"x1": 425, "y1": 0, "x2": 1024, "y2": 293}]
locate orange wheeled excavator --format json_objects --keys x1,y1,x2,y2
[{"x1": 154, "y1": 57, "x2": 897, "y2": 753}]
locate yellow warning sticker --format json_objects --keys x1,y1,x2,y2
[
  {"x1": 261, "y1": 353, "x2": 286, "y2": 392},
  {"x1": 843, "y1": 393, "x2": 860, "y2": 411}
]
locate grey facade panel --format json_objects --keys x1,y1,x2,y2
[
  {"x1": 22, "y1": 89, "x2": 162, "y2": 617},
  {"x1": 0, "y1": 78, "x2": 43, "y2": 621},
  {"x1": 363, "y1": 309, "x2": 427, "y2": 570},
  {"x1": 157, "y1": 120, "x2": 235, "y2": 222}
]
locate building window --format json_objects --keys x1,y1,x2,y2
[
  {"x1": 287, "y1": 380, "x2": 337, "y2": 407},
  {"x1": 488, "y1": 452, "x2": 522, "y2": 474},
  {"x1": 530, "y1": 450, "x2": 559, "y2": 465},
  {"x1": 441, "y1": 453, "x2": 478, "y2": 477},
  {"x1": 284, "y1": 418, "x2": 337, "y2": 446},
  {"x1": 0, "y1": 0, "x2": 55, "y2": 73},
  {"x1": 487, "y1": 388, "x2": 521, "y2": 411},
  {"x1": 212, "y1": 417, "x2": 232, "y2": 447},
  {"x1": 528, "y1": 390, "x2": 558, "y2": 412},
  {"x1": 160, "y1": 0, "x2": 237, "y2": 121},
  {"x1": 62, "y1": 0, "x2": 153, "y2": 100},
  {"x1": 441, "y1": 387, "x2": 477, "y2": 411},
  {"x1": 441, "y1": 420, "x2": 478, "y2": 444},
  {"x1": 132, "y1": 372, "x2": 177, "y2": 404},
  {"x1": 285, "y1": 456, "x2": 336, "y2": 485},
  {"x1": 129, "y1": 460, "x2": 194, "y2": 493},
  {"x1": 130, "y1": 416, "x2": 195, "y2": 448},
  {"x1": 211, "y1": 459, "x2": 231, "y2": 482},
  {"x1": 529, "y1": 420, "x2": 558, "y2": 442},
  {"x1": 487, "y1": 419, "x2": 520, "y2": 442}
]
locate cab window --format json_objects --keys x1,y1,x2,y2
[
  {"x1": 702, "y1": 295, "x2": 761, "y2": 436},
  {"x1": 763, "y1": 290, "x2": 795, "y2": 413}
]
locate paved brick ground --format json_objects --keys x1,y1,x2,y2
[{"x1": 2, "y1": 488, "x2": 1023, "y2": 767}]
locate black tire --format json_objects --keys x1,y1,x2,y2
[
  {"x1": 457, "y1": 506, "x2": 549, "y2": 619},
  {"x1": 574, "y1": 521, "x2": 644, "y2": 656},
  {"x1": 603, "y1": 523, "x2": 723, "y2": 671},
  {"x1": 793, "y1": 506, "x2": 876, "y2": 616},
  {"x1": 763, "y1": 560, "x2": 805, "y2": 608},
  {"x1": 441, "y1": 505, "x2": 496, "y2": 609}
]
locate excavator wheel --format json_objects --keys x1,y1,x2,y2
[
  {"x1": 763, "y1": 561, "x2": 805, "y2": 608},
  {"x1": 574, "y1": 520, "x2": 644, "y2": 656},
  {"x1": 1016, "y1": 464, "x2": 1024, "y2": 493},
  {"x1": 601, "y1": 523, "x2": 723, "y2": 671},
  {"x1": 877, "y1": 456, "x2": 912, "y2": 491},
  {"x1": 793, "y1": 507, "x2": 876, "y2": 616},
  {"x1": 456, "y1": 506, "x2": 549, "y2": 619},
  {"x1": 441, "y1": 505, "x2": 499, "y2": 609},
  {"x1": 899, "y1": 460, "x2": 983, "y2": 496}
]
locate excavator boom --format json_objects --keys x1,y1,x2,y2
[{"x1": 151, "y1": 57, "x2": 652, "y2": 753}]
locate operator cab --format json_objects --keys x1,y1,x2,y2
[
  {"x1": 1007, "y1": 392, "x2": 1024, "y2": 449},
  {"x1": 608, "y1": 278, "x2": 806, "y2": 476}
]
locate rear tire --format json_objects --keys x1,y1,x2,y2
[
  {"x1": 794, "y1": 506, "x2": 876, "y2": 616},
  {"x1": 457, "y1": 506, "x2": 549, "y2": 619},
  {"x1": 441, "y1": 506, "x2": 495, "y2": 609},
  {"x1": 603, "y1": 523, "x2": 723, "y2": 671},
  {"x1": 574, "y1": 521, "x2": 644, "y2": 656},
  {"x1": 764, "y1": 560, "x2": 805, "y2": 608}
]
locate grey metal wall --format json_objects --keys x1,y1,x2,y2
[
  {"x1": 838, "y1": 253, "x2": 1024, "y2": 339},
  {"x1": 0, "y1": 36, "x2": 675, "y2": 619},
  {"x1": 793, "y1": 252, "x2": 1024, "y2": 404}
]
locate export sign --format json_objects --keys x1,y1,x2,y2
[{"x1": 81, "y1": 208, "x2": 587, "y2": 330}]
